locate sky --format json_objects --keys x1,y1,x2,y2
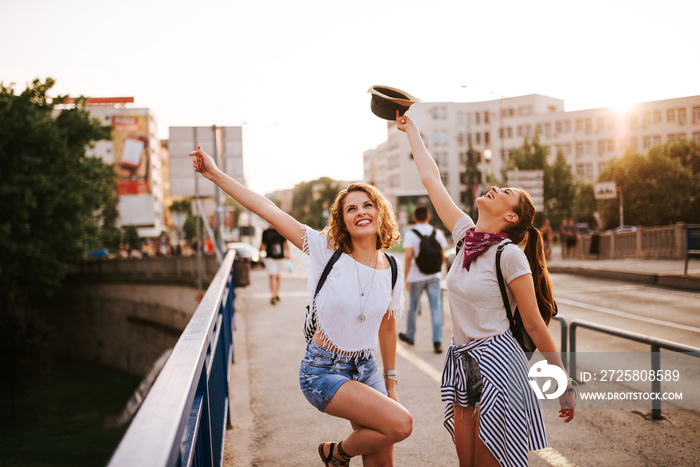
[{"x1": 3, "y1": 0, "x2": 700, "y2": 194}]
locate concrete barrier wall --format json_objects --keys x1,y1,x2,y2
[
  {"x1": 48, "y1": 282, "x2": 202, "y2": 376},
  {"x1": 576, "y1": 223, "x2": 687, "y2": 260},
  {"x1": 68, "y1": 254, "x2": 220, "y2": 286}
]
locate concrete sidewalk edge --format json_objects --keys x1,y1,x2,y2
[{"x1": 547, "y1": 265, "x2": 700, "y2": 292}]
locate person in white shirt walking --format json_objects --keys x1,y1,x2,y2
[{"x1": 399, "y1": 205, "x2": 448, "y2": 354}]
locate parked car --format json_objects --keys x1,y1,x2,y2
[
  {"x1": 576, "y1": 223, "x2": 594, "y2": 235},
  {"x1": 603, "y1": 225, "x2": 638, "y2": 234},
  {"x1": 226, "y1": 242, "x2": 263, "y2": 267}
]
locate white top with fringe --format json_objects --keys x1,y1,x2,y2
[{"x1": 301, "y1": 226, "x2": 404, "y2": 359}]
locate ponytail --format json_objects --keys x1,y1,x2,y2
[
  {"x1": 523, "y1": 225, "x2": 556, "y2": 325},
  {"x1": 504, "y1": 190, "x2": 556, "y2": 325}
]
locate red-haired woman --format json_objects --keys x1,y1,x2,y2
[
  {"x1": 190, "y1": 147, "x2": 411, "y2": 467},
  {"x1": 397, "y1": 115, "x2": 574, "y2": 467}
]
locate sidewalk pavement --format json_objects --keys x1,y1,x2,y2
[
  {"x1": 546, "y1": 245, "x2": 700, "y2": 292},
  {"x1": 224, "y1": 247, "x2": 700, "y2": 466}
]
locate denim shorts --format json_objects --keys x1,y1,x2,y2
[
  {"x1": 460, "y1": 352, "x2": 484, "y2": 408},
  {"x1": 299, "y1": 341, "x2": 387, "y2": 412}
]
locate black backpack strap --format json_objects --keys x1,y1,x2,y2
[
  {"x1": 313, "y1": 250, "x2": 342, "y2": 300},
  {"x1": 456, "y1": 235, "x2": 465, "y2": 253},
  {"x1": 384, "y1": 252, "x2": 398, "y2": 289},
  {"x1": 411, "y1": 228, "x2": 424, "y2": 239},
  {"x1": 495, "y1": 241, "x2": 515, "y2": 324}
]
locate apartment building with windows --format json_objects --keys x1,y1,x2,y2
[{"x1": 364, "y1": 94, "x2": 700, "y2": 214}]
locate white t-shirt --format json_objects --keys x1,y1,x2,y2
[
  {"x1": 301, "y1": 226, "x2": 404, "y2": 357},
  {"x1": 445, "y1": 215, "x2": 531, "y2": 345},
  {"x1": 402, "y1": 224, "x2": 448, "y2": 282}
]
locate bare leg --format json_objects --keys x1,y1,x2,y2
[
  {"x1": 272, "y1": 274, "x2": 280, "y2": 297},
  {"x1": 268, "y1": 274, "x2": 280, "y2": 302},
  {"x1": 321, "y1": 381, "x2": 412, "y2": 465},
  {"x1": 351, "y1": 420, "x2": 393, "y2": 467},
  {"x1": 453, "y1": 407, "x2": 499, "y2": 467}
]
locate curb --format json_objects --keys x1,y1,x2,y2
[{"x1": 547, "y1": 266, "x2": 700, "y2": 292}]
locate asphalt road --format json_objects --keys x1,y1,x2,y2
[{"x1": 224, "y1": 250, "x2": 700, "y2": 466}]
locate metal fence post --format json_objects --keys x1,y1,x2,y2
[{"x1": 651, "y1": 346, "x2": 662, "y2": 420}]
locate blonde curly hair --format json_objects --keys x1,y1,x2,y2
[{"x1": 322, "y1": 183, "x2": 400, "y2": 254}]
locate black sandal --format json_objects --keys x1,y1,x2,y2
[{"x1": 318, "y1": 441, "x2": 351, "y2": 466}]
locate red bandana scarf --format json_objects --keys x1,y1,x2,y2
[{"x1": 461, "y1": 228, "x2": 508, "y2": 270}]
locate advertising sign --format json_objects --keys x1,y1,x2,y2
[
  {"x1": 112, "y1": 115, "x2": 150, "y2": 195},
  {"x1": 594, "y1": 181, "x2": 618, "y2": 200},
  {"x1": 507, "y1": 169, "x2": 543, "y2": 211}
]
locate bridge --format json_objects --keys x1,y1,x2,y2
[{"x1": 58, "y1": 238, "x2": 700, "y2": 466}]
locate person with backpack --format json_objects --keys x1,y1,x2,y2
[
  {"x1": 398, "y1": 205, "x2": 447, "y2": 354},
  {"x1": 260, "y1": 223, "x2": 288, "y2": 305},
  {"x1": 397, "y1": 113, "x2": 574, "y2": 467},
  {"x1": 190, "y1": 146, "x2": 411, "y2": 467}
]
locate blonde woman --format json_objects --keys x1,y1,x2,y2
[{"x1": 190, "y1": 147, "x2": 412, "y2": 467}]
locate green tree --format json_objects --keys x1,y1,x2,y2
[
  {"x1": 0, "y1": 78, "x2": 116, "y2": 392},
  {"x1": 170, "y1": 198, "x2": 199, "y2": 241},
  {"x1": 572, "y1": 182, "x2": 597, "y2": 228},
  {"x1": 508, "y1": 133, "x2": 548, "y2": 171},
  {"x1": 648, "y1": 140, "x2": 700, "y2": 223},
  {"x1": 291, "y1": 177, "x2": 343, "y2": 228},
  {"x1": 0, "y1": 78, "x2": 115, "y2": 300},
  {"x1": 597, "y1": 148, "x2": 694, "y2": 227},
  {"x1": 545, "y1": 150, "x2": 577, "y2": 226}
]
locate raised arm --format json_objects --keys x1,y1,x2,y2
[
  {"x1": 190, "y1": 147, "x2": 305, "y2": 251},
  {"x1": 396, "y1": 113, "x2": 464, "y2": 233}
]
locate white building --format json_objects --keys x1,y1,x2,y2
[
  {"x1": 82, "y1": 98, "x2": 166, "y2": 237},
  {"x1": 365, "y1": 94, "x2": 700, "y2": 212}
]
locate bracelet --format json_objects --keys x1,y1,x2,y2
[
  {"x1": 384, "y1": 369, "x2": 398, "y2": 385},
  {"x1": 566, "y1": 377, "x2": 579, "y2": 399}
]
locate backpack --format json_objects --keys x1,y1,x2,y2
[
  {"x1": 303, "y1": 251, "x2": 398, "y2": 342},
  {"x1": 411, "y1": 228, "x2": 443, "y2": 275}
]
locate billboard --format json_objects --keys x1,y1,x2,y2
[
  {"x1": 112, "y1": 115, "x2": 150, "y2": 195},
  {"x1": 594, "y1": 181, "x2": 618, "y2": 200},
  {"x1": 507, "y1": 169, "x2": 543, "y2": 211}
]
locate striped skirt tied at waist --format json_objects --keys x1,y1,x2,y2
[{"x1": 441, "y1": 329, "x2": 548, "y2": 467}]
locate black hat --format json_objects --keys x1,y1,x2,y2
[{"x1": 368, "y1": 85, "x2": 421, "y2": 120}]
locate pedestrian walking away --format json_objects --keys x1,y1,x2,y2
[
  {"x1": 564, "y1": 218, "x2": 579, "y2": 259},
  {"x1": 190, "y1": 147, "x2": 412, "y2": 467},
  {"x1": 397, "y1": 112, "x2": 574, "y2": 467},
  {"x1": 558, "y1": 219, "x2": 569, "y2": 259},
  {"x1": 260, "y1": 223, "x2": 288, "y2": 305},
  {"x1": 540, "y1": 219, "x2": 553, "y2": 261},
  {"x1": 399, "y1": 205, "x2": 447, "y2": 354}
]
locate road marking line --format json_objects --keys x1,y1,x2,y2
[
  {"x1": 556, "y1": 297, "x2": 700, "y2": 333},
  {"x1": 396, "y1": 344, "x2": 442, "y2": 382},
  {"x1": 246, "y1": 291, "x2": 310, "y2": 299},
  {"x1": 536, "y1": 447, "x2": 580, "y2": 467},
  {"x1": 397, "y1": 344, "x2": 579, "y2": 467},
  {"x1": 557, "y1": 285, "x2": 644, "y2": 293}
]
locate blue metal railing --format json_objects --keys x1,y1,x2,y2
[{"x1": 108, "y1": 250, "x2": 236, "y2": 467}]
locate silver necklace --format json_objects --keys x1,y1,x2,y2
[{"x1": 353, "y1": 252, "x2": 378, "y2": 323}]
